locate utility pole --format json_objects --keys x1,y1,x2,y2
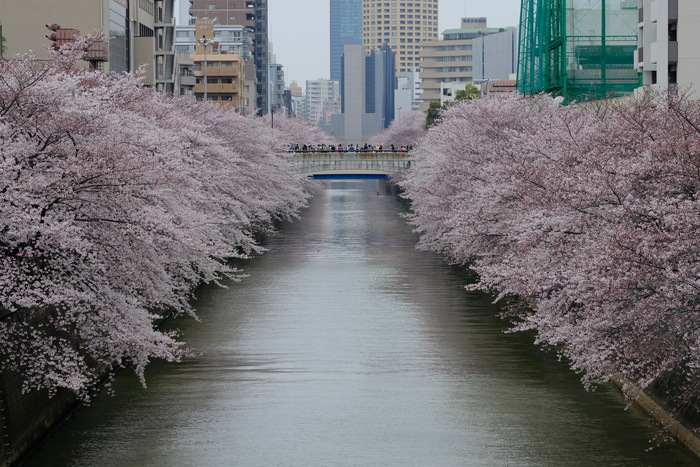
[{"x1": 199, "y1": 35, "x2": 213, "y2": 101}]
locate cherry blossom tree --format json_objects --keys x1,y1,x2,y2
[
  {"x1": 0, "y1": 36, "x2": 311, "y2": 396},
  {"x1": 370, "y1": 110, "x2": 425, "y2": 149},
  {"x1": 259, "y1": 113, "x2": 335, "y2": 151},
  {"x1": 401, "y1": 92, "x2": 700, "y2": 424}
]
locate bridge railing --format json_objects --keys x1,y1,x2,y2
[
  {"x1": 284, "y1": 151, "x2": 412, "y2": 176},
  {"x1": 284, "y1": 151, "x2": 411, "y2": 161}
]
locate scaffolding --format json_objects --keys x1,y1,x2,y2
[{"x1": 517, "y1": 0, "x2": 639, "y2": 102}]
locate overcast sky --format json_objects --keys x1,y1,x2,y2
[{"x1": 268, "y1": 0, "x2": 521, "y2": 86}]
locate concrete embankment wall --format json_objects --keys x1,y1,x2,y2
[
  {"x1": 0, "y1": 306, "x2": 175, "y2": 466},
  {"x1": 615, "y1": 376, "x2": 700, "y2": 459},
  {"x1": 0, "y1": 369, "x2": 78, "y2": 467}
]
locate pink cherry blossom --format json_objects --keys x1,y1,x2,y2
[
  {"x1": 0, "y1": 35, "x2": 318, "y2": 397},
  {"x1": 401, "y1": 92, "x2": 700, "y2": 426}
]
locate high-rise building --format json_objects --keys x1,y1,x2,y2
[
  {"x1": 188, "y1": 0, "x2": 269, "y2": 114},
  {"x1": 331, "y1": 44, "x2": 395, "y2": 144},
  {"x1": 330, "y1": 0, "x2": 363, "y2": 82},
  {"x1": 188, "y1": 0, "x2": 256, "y2": 25},
  {"x1": 0, "y1": 0, "x2": 176, "y2": 93},
  {"x1": 636, "y1": 0, "x2": 700, "y2": 95},
  {"x1": 362, "y1": 0, "x2": 439, "y2": 74}
]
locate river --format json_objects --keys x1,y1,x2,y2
[{"x1": 22, "y1": 180, "x2": 697, "y2": 466}]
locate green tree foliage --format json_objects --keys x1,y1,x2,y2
[
  {"x1": 455, "y1": 83, "x2": 481, "y2": 101},
  {"x1": 424, "y1": 100, "x2": 443, "y2": 129},
  {"x1": 425, "y1": 84, "x2": 482, "y2": 129}
]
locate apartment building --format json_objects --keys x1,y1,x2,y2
[
  {"x1": 305, "y1": 79, "x2": 341, "y2": 126},
  {"x1": 175, "y1": 18, "x2": 254, "y2": 110},
  {"x1": 636, "y1": 0, "x2": 700, "y2": 94},
  {"x1": 362, "y1": 0, "x2": 439, "y2": 74},
  {"x1": 186, "y1": 18, "x2": 246, "y2": 109},
  {"x1": 188, "y1": 0, "x2": 269, "y2": 114},
  {"x1": 269, "y1": 63, "x2": 290, "y2": 115},
  {"x1": 395, "y1": 68, "x2": 422, "y2": 115}
]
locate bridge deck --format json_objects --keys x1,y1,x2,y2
[{"x1": 286, "y1": 151, "x2": 412, "y2": 178}]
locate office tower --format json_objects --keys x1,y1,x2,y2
[
  {"x1": 332, "y1": 44, "x2": 395, "y2": 144},
  {"x1": 330, "y1": 0, "x2": 363, "y2": 81},
  {"x1": 419, "y1": 18, "x2": 516, "y2": 109},
  {"x1": 362, "y1": 0, "x2": 439, "y2": 74}
]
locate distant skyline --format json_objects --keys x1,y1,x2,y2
[
  {"x1": 175, "y1": 0, "x2": 523, "y2": 86},
  {"x1": 268, "y1": 0, "x2": 522, "y2": 86}
]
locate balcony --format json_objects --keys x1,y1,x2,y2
[{"x1": 179, "y1": 75, "x2": 196, "y2": 86}]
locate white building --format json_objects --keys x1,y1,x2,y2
[
  {"x1": 292, "y1": 95, "x2": 308, "y2": 120},
  {"x1": 395, "y1": 69, "x2": 422, "y2": 118},
  {"x1": 305, "y1": 79, "x2": 341, "y2": 125},
  {"x1": 636, "y1": 0, "x2": 700, "y2": 94}
]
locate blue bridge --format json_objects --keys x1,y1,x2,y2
[{"x1": 285, "y1": 151, "x2": 412, "y2": 180}]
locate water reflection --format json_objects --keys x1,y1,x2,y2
[{"x1": 22, "y1": 180, "x2": 697, "y2": 466}]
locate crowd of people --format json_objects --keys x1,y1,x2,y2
[{"x1": 287, "y1": 143, "x2": 413, "y2": 153}]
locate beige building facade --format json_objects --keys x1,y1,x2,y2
[
  {"x1": 362, "y1": 0, "x2": 438, "y2": 74},
  {"x1": 0, "y1": 0, "x2": 176, "y2": 93},
  {"x1": 192, "y1": 19, "x2": 245, "y2": 109},
  {"x1": 419, "y1": 18, "x2": 516, "y2": 110}
]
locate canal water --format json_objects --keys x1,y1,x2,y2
[{"x1": 23, "y1": 181, "x2": 697, "y2": 466}]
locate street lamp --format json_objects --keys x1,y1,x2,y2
[{"x1": 199, "y1": 35, "x2": 213, "y2": 101}]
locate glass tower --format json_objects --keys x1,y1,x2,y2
[{"x1": 330, "y1": 0, "x2": 362, "y2": 82}]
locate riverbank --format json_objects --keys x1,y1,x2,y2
[{"x1": 614, "y1": 376, "x2": 700, "y2": 459}]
